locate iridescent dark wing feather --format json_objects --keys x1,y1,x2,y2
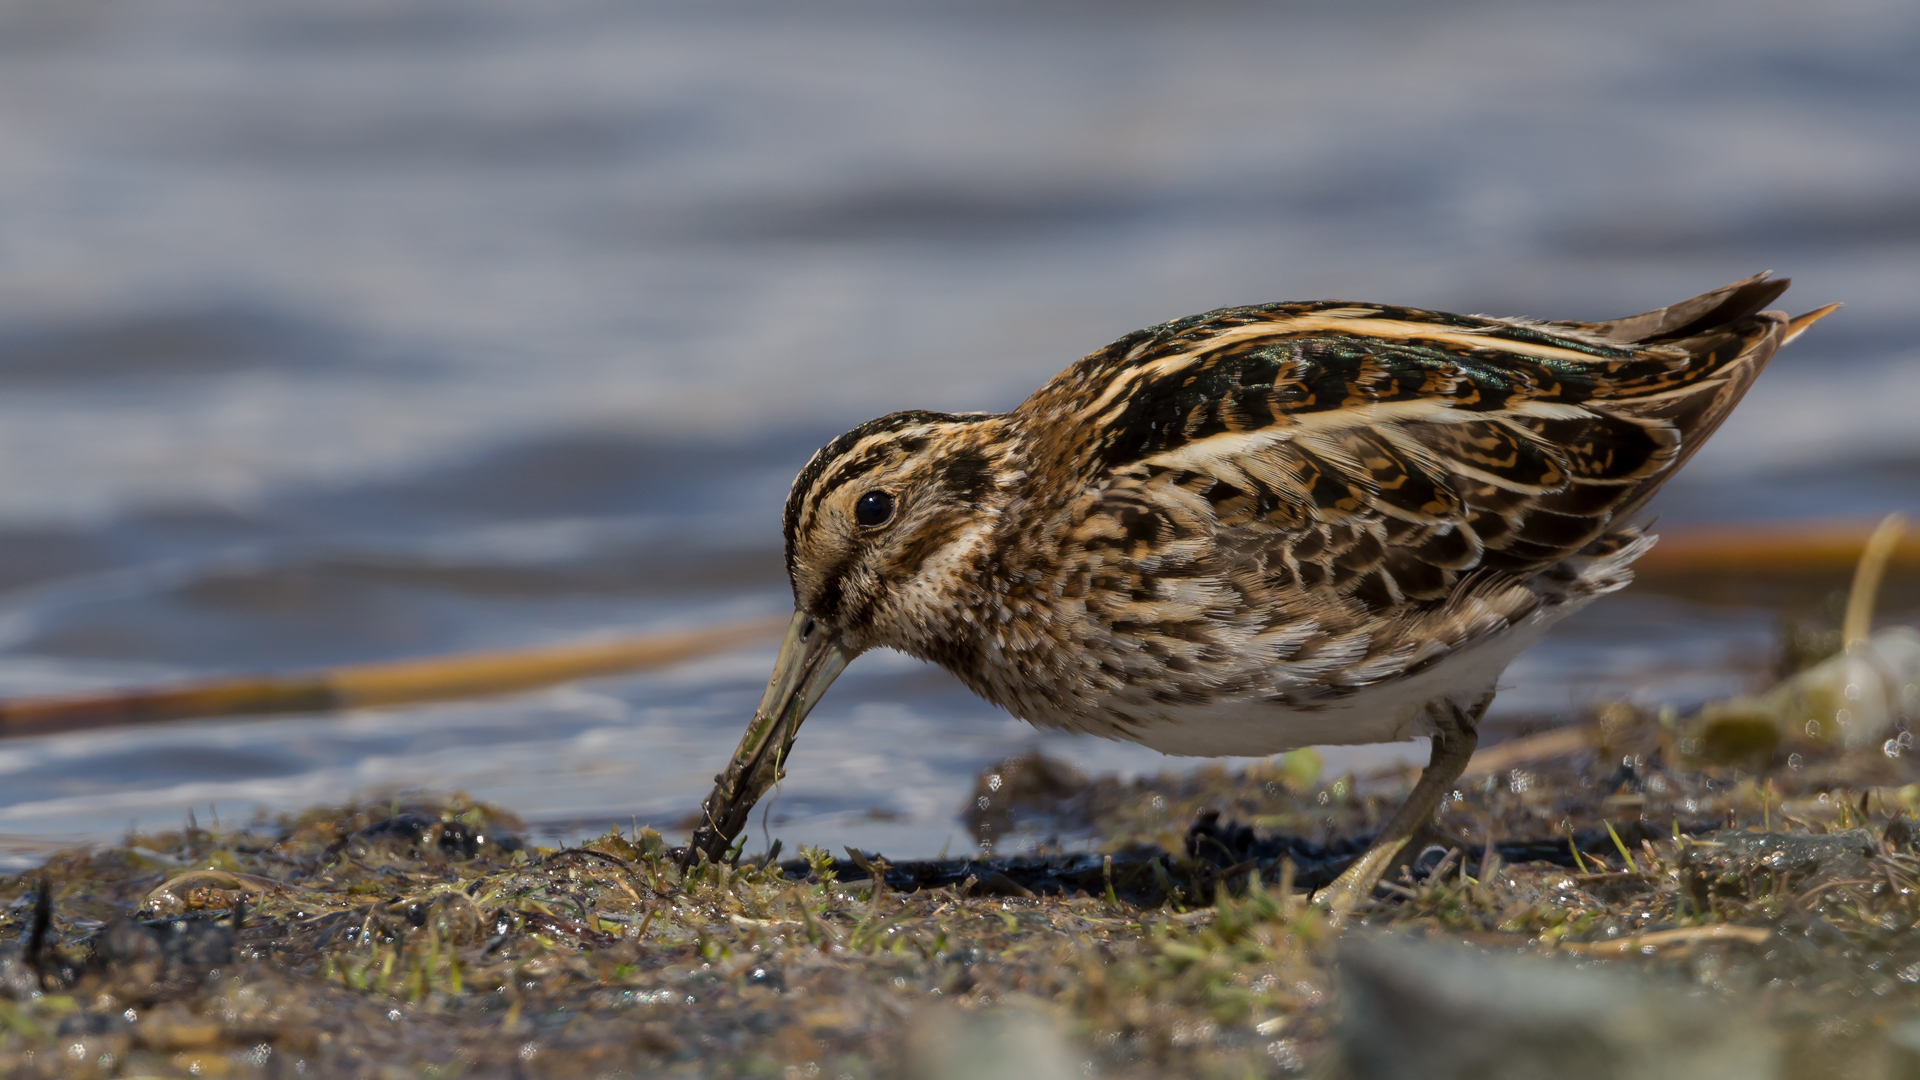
[{"x1": 1025, "y1": 273, "x2": 1806, "y2": 616}]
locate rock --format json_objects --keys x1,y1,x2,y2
[
  {"x1": 1886, "y1": 1017, "x2": 1920, "y2": 1080},
  {"x1": 88, "y1": 914, "x2": 235, "y2": 990},
  {"x1": 907, "y1": 1002, "x2": 1082, "y2": 1080},
  {"x1": 1694, "y1": 627, "x2": 1920, "y2": 758},
  {"x1": 1336, "y1": 935, "x2": 1779, "y2": 1080}
]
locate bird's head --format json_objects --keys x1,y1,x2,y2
[
  {"x1": 783, "y1": 409, "x2": 1019, "y2": 652},
  {"x1": 742, "y1": 411, "x2": 1020, "y2": 757},
  {"x1": 688, "y1": 410, "x2": 1019, "y2": 860}
]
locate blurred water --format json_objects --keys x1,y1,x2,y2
[{"x1": 0, "y1": 0, "x2": 1915, "y2": 866}]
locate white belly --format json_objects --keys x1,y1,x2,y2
[{"x1": 1088, "y1": 600, "x2": 1583, "y2": 758}]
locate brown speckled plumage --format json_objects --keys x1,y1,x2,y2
[
  {"x1": 712, "y1": 273, "x2": 1836, "y2": 907},
  {"x1": 782, "y1": 273, "x2": 1827, "y2": 747}
]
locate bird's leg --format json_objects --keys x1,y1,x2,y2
[{"x1": 1315, "y1": 694, "x2": 1490, "y2": 923}]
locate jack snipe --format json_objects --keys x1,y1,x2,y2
[{"x1": 692, "y1": 272, "x2": 1837, "y2": 915}]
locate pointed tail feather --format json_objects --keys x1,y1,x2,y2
[
  {"x1": 1782, "y1": 302, "x2": 1842, "y2": 345},
  {"x1": 1554, "y1": 271, "x2": 1792, "y2": 344}
]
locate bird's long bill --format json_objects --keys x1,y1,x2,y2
[{"x1": 684, "y1": 610, "x2": 854, "y2": 864}]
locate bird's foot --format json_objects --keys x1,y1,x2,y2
[
  {"x1": 1312, "y1": 821, "x2": 1474, "y2": 925},
  {"x1": 1313, "y1": 837, "x2": 1410, "y2": 926}
]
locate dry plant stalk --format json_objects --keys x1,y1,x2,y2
[{"x1": 0, "y1": 617, "x2": 787, "y2": 737}]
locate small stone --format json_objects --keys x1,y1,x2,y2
[
  {"x1": 89, "y1": 914, "x2": 235, "y2": 991},
  {"x1": 1886, "y1": 1017, "x2": 1920, "y2": 1080},
  {"x1": 1336, "y1": 935, "x2": 1778, "y2": 1080},
  {"x1": 907, "y1": 1003, "x2": 1082, "y2": 1080}
]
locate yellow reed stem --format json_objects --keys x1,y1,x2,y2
[
  {"x1": 0, "y1": 616, "x2": 786, "y2": 738},
  {"x1": 1842, "y1": 513, "x2": 1908, "y2": 647},
  {"x1": 1634, "y1": 517, "x2": 1920, "y2": 578}
]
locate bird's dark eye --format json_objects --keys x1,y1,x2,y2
[{"x1": 853, "y1": 490, "x2": 895, "y2": 528}]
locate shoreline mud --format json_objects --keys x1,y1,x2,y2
[{"x1": 5, "y1": 693, "x2": 1920, "y2": 1078}]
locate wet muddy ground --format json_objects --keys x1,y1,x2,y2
[{"x1": 5, "y1": 657, "x2": 1920, "y2": 1080}]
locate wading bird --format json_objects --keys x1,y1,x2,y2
[{"x1": 695, "y1": 272, "x2": 1834, "y2": 916}]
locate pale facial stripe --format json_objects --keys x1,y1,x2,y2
[{"x1": 797, "y1": 427, "x2": 928, "y2": 538}]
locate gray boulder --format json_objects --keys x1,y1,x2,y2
[{"x1": 1337, "y1": 934, "x2": 1778, "y2": 1080}]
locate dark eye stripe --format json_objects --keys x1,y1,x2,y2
[
  {"x1": 815, "y1": 445, "x2": 898, "y2": 509},
  {"x1": 782, "y1": 410, "x2": 997, "y2": 576},
  {"x1": 810, "y1": 556, "x2": 852, "y2": 625}
]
